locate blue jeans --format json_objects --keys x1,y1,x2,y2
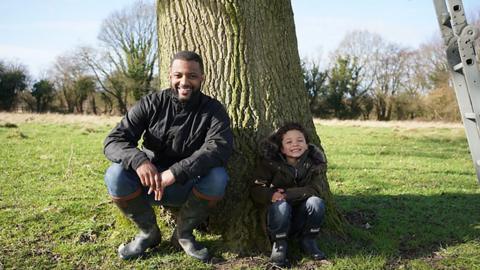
[
  {"x1": 267, "y1": 196, "x2": 325, "y2": 240},
  {"x1": 104, "y1": 163, "x2": 229, "y2": 207}
]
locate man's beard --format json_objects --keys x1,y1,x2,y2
[{"x1": 172, "y1": 85, "x2": 201, "y2": 102}]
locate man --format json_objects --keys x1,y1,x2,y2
[{"x1": 103, "y1": 51, "x2": 233, "y2": 262}]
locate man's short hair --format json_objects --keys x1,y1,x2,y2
[{"x1": 171, "y1": 51, "x2": 204, "y2": 74}]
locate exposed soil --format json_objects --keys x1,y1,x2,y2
[
  {"x1": 213, "y1": 256, "x2": 333, "y2": 270},
  {"x1": 344, "y1": 209, "x2": 376, "y2": 229}
]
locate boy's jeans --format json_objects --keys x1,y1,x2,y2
[{"x1": 267, "y1": 196, "x2": 325, "y2": 240}]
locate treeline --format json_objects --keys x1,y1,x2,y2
[
  {"x1": 0, "y1": 0, "x2": 157, "y2": 115},
  {"x1": 1, "y1": 1, "x2": 478, "y2": 122},
  {"x1": 302, "y1": 29, "x2": 474, "y2": 122},
  {"x1": 303, "y1": 13, "x2": 480, "y2": 122}
]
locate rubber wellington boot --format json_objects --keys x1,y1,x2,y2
[
  {"x1": 171, "y1": 192, "x2": 211, "y2": 262},
  {"x1": 114, "y1": 194, "x2": 161, "y2": 260},
  {"x1": 270, "y1": 239, "x2": 289, "y2": 267},
  {"x1": 300, "y1": 236, "x2": 326, "y2": 260}
]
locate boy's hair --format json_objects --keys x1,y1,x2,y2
[
  {"x1": 272, "y1": 122, "x2": 310, "y2": 148},
  {"x1": 171, "y1": 51, "x2": 204, "y2": 74}
]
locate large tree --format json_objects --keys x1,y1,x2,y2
[{"x1": 156, "y1": 0, "x2": 345, "y2": 251}]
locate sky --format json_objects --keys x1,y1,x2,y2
[{"x1": 0, "y1": 0, "x2": 479, "y2": 79}]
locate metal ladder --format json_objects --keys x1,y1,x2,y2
[{"x1": 433, "y1": 0, "x2": 480, "y2": 183}]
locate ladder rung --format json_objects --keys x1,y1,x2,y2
[
  {"x1": 454, "y1": 63, "x2": 463, "y2": 71},
  {"x1": 464, "y1": 113, "x2": 476, "y2": 120}
]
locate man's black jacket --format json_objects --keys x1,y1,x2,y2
[{"x1": 104, "y1": 88, "x2": 233, "y2": 184}]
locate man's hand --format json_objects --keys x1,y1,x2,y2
[
  {"x1": 153, "y1": 169, "x2": 176, "y2": 201},
  {"x1": 135, "y1": 160, "x2": 161, "y2": 190},
  {"x1": 271, "y1": 188, "x2": 286, "y2": 202}
]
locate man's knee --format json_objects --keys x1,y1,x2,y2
[
  {"x1": 104, "y1": 163, "x2": 140, "y2": 197},
  {"x1": 306, "y1": 196, "x2": 326, "y2": 216},
  {"x1": 193, "y1": 167, "x2": 229, "y2": 199},
  {"x1": 206, "y1": 166, "x2": 229, "y2": 185}
]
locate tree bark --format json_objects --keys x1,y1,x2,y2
[{"x1": 157, "y1": 0, "x2": 345, "y2": 252}]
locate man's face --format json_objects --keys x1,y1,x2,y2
[{"x1": 169, "y1": 59, "x2": 204, "y2": 102}]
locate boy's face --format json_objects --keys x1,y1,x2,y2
[{"x1": 280, "y1": 129, "x2": 308, "y2": 160}]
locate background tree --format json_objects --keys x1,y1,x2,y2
[
  {"x1": 72, "y1": 76, "x2": 96, "y2": 114},
  {"x1": 333, "y1": 30, "x2": 381, "y2": 93},
  {"x1": 419, "y1": 38, "x2": 461, "y2": 121},
  {"x1": 324, "y1": 57, "x2": 349, "y2": 118},
  {"x1": 371, "y1": 44, "x2": 410, "y2": 121},
  {"x1": 0, "y1": 60, "x2": 28, "y2": 111},
  {"x1": 302, "y1": 58, "x2": 328, "y2": 116},
  {"x1": 16, "y1": 91, "x2": 37, "y2": 112},
  {"x1": 52, "y1": 51, "x2": 98, "y2": 114},
  {"x1": 392, "y1": 48, "x2": 432, "y2": 120},
  {"x1": 81, "y1": 48, "x2": 129, "y2": 114},
  {"x1": 326, "y1": 56, "x2": 366, "y2": 119},
  {"x1": 82, "y1": 0, "x2": 157, "y2": 114},
  {"x1": 31, "y1": 79, "x2": 55, "y2": 112},
  {"x1": 333, "y1": 31, "x2": 412, "y2": 121},
  {"x1": 157, "y1": 0, "x2": 345, "y2": 251}
]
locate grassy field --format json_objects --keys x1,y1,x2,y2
[{"x1": 0, "y1": 114, "x2": 479, "y2": 269}]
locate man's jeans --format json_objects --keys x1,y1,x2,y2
[
  {"x1": 104, "y1": 163, "x2": 229, "y2": 207},
  {"x1": 267, "y1": 196, "x2": 325, "y2": 240}
]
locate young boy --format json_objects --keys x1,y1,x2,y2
[{"x1": 250, "y1": 122, "x2": 327, "y2": 267}]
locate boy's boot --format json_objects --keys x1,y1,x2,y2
[
  {"x1": 270, "y1": 237, "x2": 289, "y2": 267},
  {"x1": 300, "y1": 232, "x2": 326, "y2": 260}
]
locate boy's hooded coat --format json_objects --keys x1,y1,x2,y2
[{"x1": 250, "y1": 135, "x2": 328, "y2": 206}]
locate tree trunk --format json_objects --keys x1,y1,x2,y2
[
  {"x1": 157, "y1": 0, "x2": 345, "y2": 252},
  {"x1": 90, "y1": 95, "x2": 97, "y2": 115}
]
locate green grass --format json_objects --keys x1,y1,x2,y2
[
  {"x1": 318, "y1": 126, "x2": 480, "y2": 270},
  {"x1": 0, "y1": 121, "x2": 479, "y2": 269}
]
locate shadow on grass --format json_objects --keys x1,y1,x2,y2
[
  {"x1": 215, "y1": 192, "x2": 480, "y2": 268},
  {"x1": 178, "y1": 192, "x2": 479, "y2": 269},
  {"x1": 325, "y1": 193, "x2": 480, "y2": 260}
]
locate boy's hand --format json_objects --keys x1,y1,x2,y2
[{"x1": 271, "y1": 188, "x2": 286, "y2": 202}]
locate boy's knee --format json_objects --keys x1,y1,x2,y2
[
  {"x1": 306, "y1": 196, "x2": 325, "y2": 215},
  {"x1": 269, "y1": 200, "x2": 292, "y2": 217},
  {"x1": 267, "y1": 201, "x2": 292, "y2": 236}
]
